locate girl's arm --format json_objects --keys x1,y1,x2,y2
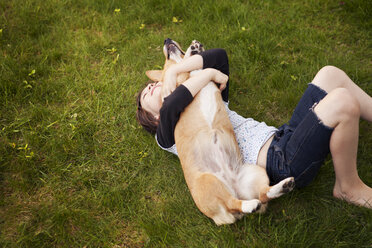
[
  {"x1": 182, "y1": 68, "x2": 228, "y2": 97},
  {"x1": 200, "y1": 49, "x2": 230, "y2": 102},
  {"x1": 162, "y1": 49, "x2": 230, "y2": 101},
  {"x1": 162, "y1": 54, "x2": 203, "y2": 100},
  {"x1": 168, "y1": 53, "x2": 204, "y2": 75}
]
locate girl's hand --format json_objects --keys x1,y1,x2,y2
[
  {"x1": 161, "y1": 67, "x2": 177, "y2": 101},
  {"x1": 210, "y1": 69, "x2": 228, "y2": 91}
]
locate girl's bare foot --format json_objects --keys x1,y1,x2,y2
[{"x1": 333, "y1": 181, "x2": 372, "y2": 208}]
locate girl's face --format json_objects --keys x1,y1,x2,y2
[{"x1": 140, "y1": 81, "x2": 163, "y2": 119}]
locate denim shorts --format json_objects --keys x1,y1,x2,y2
[{"x1": 266, "y1": 83, "x2": 334, "y2": 188}]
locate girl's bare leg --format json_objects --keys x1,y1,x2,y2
[
  {"x1": 312, "y1": 65, "x2": 372, "y2": 122},
  {"x1": 314, "y1": 88, "x2": 372, "y2": 208}
]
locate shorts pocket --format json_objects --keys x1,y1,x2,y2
[
  {"x1": 272, "y1": 146, "x2": 290, "y2": 183},
  {"x1": 294, "y1": 159, "x2": 323, "y2": 188}
]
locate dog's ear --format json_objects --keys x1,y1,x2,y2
[{"x1": 146, "y1": 70, "x2": 163, "y2": 82}]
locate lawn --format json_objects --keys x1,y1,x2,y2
[{"x1": 0, "y1": 0, "x2": 371, "y2": 247}]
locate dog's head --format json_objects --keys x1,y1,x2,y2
[
  {"x1": 145, "y1": 38, "x2": 188, "y2": 84},
  {"x1": 163, "y1": 38, "x2": 185, "y2": 66}
]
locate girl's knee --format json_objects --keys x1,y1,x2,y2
[
  {"x1": 318, "y1": 65, "x2": 347, "y2": 79},
  {"x1": 312, "y1": 66, "x2": 348, "y2": 91},
  {"x1": 329, "y1": 88, "x2": 360, "y2": 117},
  {"x1": 318, "y1": 65, "x2": 343, "y2": 75},
  {"x1": 314, "y1": 88, "x2": 360, "y2": 127}
]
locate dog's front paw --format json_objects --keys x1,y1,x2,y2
[
  {"x1": 190, "y1": 40, "x2": 204, "y2": 54},
  {"x1": 185, "y1": 40, "x2": 205, "y2": 58}
]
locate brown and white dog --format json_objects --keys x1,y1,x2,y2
[{"x1": 146, "y1": 39, "x2": 294, "y2": 225}]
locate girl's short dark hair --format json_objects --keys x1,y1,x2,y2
[{"x1": 136, "y1": 80, "x2": 159, "y2": 134}]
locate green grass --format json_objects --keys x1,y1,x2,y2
[{"x1": 1, "y1": 0, "x2": 371, "y2": 247}]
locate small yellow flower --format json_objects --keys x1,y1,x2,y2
[
  {"x1": 28, "y1": 69, "x2": 36, "y2": 76},
  {"x1": 282, "y1": 209, "x2": 287, "y2": 217},
  {"x1": 69, "y1": 123, "x2": 76, "y2": 131},
  {"x1": 113, "y1": 54, "x2": 120, "y2": 64},
  {"x1": 241, "y1": 27, "x2": 246, "y2": 31},
  {"x1": 172, "y1": 17, "x2": 182, "y2": 23},
  {"x1": 18, "y1": 143, "x2": 29, "y2": 150},
  {"x1": 106, "y1": 47, "x2": 117, "y2": 54},
  {"x1": 23, "y1": 80, "x2": 32, "y2": 89},
  {"x1": 139, "y1": 24, "x2": 145, "y2": 30},
  {"x1": 291, "y1": 75, "x2": 297, "y2": 81},
  {"x1": 26, "y1": 151, "x2": 34, "y2": 159},
  {"x1": 114, "y1": 8, "x2": 120, "y2": 13},
  {"x1": 138, "y1": 151, "x2": 149, "y2": 161},
  {"x1": 280, "y1": 61, "x2": 288, "y2": 65}
]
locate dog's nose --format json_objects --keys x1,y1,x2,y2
[{"x1": 164, "y1": 38, "x2": 172, "y2": 45}]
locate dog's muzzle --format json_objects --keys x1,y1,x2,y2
[{"x1": 164, "y1": 38, "x2": 184, "y2": 58}]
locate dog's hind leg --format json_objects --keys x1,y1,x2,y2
[
  {"x1": 190, "y1": 173, "x2": 261, "y2": 225},
  {"x1": 267, "y1": 177, "x2": 295, "y2": 198},
  {"x1": 259, "y1": 177, "x2": 295, "y2": 203}
]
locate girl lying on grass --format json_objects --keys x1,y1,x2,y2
[{"x1": 136, "y1": 48, "x2": 372, "y2": 208}]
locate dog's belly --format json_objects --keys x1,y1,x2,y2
[
  {"x1": 192, "y1": 131, "x2": 240, "y2": 196},
  {"x1": 191, "y1": 83, "x2": 241, "y2": 195},
  {"x1": 175, "y1": 81, "x2": 242, "y2": 196},
  {"x1": 198, "y1": 82, "x2": 218, "y2": 127}
]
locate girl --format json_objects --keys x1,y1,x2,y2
[{"x1": 136, "y1": 48, "x2": 372, "y2": 208}]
